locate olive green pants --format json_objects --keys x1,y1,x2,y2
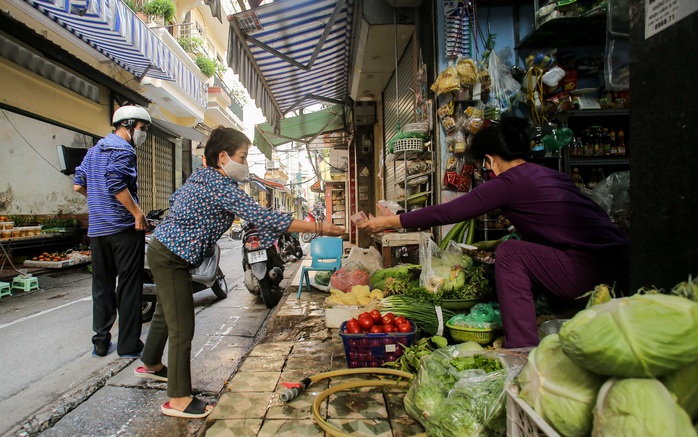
[{"x1": 141, "y1": 237, "x2": 195, "y2": 398}]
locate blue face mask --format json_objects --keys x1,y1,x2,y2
[{"x1": 480, "y1": 157, "x2": 496, "y2": 182}]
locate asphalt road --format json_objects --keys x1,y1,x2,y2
[{"x1": 0, "y1": 235, "x2": 286, "y2": 437}]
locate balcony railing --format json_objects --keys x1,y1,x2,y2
[{"x1": 213, "y1": 75, "x2": 244, "y2": 122}]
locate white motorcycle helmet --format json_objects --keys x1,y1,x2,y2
[{"x1": 112, "y1": 105, "x2": 151, "y2": 128}]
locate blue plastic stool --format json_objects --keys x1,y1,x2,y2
[
  {"x1": 0, "y1": 281, "x2": 11, "y2": 298},
  {"x1": 12, "y1": 276, "x2": 39, "y2": 292}
]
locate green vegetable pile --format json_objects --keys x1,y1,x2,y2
[
  {"x1": 516, "y1": 281, "x2": 698, "y2": 437},
  {"x1": 404, "y1": 347, "x2": 524, "y2": 437},
  {"x1": 383, "y1": 335, "x2": 449, "y2": 375}
]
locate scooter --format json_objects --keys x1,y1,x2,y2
[
  {"x1": 241, "y1": 222, "x2": 285, "y2": 308},
  {"x1": 231, "y1": 220, "x2": 243, "y2": 240},
  {"x1": 141, "y1": 209, "x2": 228, "y2": 323},
  {"x1": 300, "y1": 209, "x2": 325, "y2": 243},
  {"x1": 277, "y1": 232, "x2": 303, "y2": 263}
]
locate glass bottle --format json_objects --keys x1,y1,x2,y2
[
  {"x1": 602, "y1": 128, "x2": 611, "y2": 156},
  {"x1": 610, "y1": 129, "x2": 617, "y2": 156},
  {"x1": 571, "y1": 167, "x2": 584, "y2": 189},
  {"x1": 618, "y1": 129, "x2": 626, "y2": 156},
  {"x1": 593, "y1": 127, "x2": 602, "y2": 157},
  {"x1": 584, "y1": 129, "x2": 594, "y2": 157},
  {"x1": 587, "y1": 168, "x2": 598, "y2": 189}
]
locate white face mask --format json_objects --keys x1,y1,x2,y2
[
  {"x1": 222, "y1": 155, "x2": 249, "y2": 182},
  {"x1": 132, "y1": 129, "x2": 147, "y2": 147}
]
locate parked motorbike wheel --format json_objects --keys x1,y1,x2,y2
[
  {"x1": 211, "y1": 268, "x2": 228, "y2": 299},
  {"x1": 258, "y1": 276, "x2": 280, "y2": 308},
  {"x1": 142, "y1": 293, "x2": 156, "y2": 323}
]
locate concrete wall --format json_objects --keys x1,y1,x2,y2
[{"x1": 0, "y1": 109, "x2": 92, "y2": 215}]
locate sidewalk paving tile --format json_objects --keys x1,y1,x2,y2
[
  {"x1": 227, "y1": 371, "x2": 280, "y2": 392},
  {"x1": 390, "y1": 417, "x2": 426, "y2": 437},
  {"x1": 247, "y1": 342, "x2": 293, "y2": 357},
  {"x1": 204, "y1": 419, "x2": 263, "y2": 437},
  {"x1": 266, "y1": 389, "x2": 328, "y2": 419},
  {"x1": 327, "y1": 391, "x2": 388, "y2": 419},
  {"x1": 283, "y1": 353, "x2": 332, "y2": 373},
  {"x1": 210, "y1": 392, "x2": 272, "y2": 419},
  {"x1": 257, "y1": 418, "x2": 325, "y2": 436},
  {"x1": 238, "y1": 355, "x2": 286, "y2": 372},
  {"x1": 328, "y1": 418, "x2": 392, "y2": 436}
]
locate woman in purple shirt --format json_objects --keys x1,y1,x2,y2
[{"x1": 358, "y1": 117, "x2": 629, "y2": 348}]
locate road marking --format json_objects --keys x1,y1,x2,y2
[{"x1": 0, "y1": 296, "x2": 91, "y2": 330}]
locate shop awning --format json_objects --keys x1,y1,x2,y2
[
  {"x1": 22, "y1": 0, "x2": 207, "y2": 107},
  {"x1": 310, "y1": 180, "x2": 322, "y2": 193},
  {"x1": 152, "y1": 119, "x2": 209, "y2": 142},
  {"x1": 252, "y1": 175, "x2": 290, "y2": 193},
  {"x1": 227, "y1": 0, "x2": 354, "y2": 133},
  {"x1": 253, "y1": 104, "x2": 345, "y2": 160}
]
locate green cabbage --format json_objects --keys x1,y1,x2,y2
[
  {"x1": 661, "y1": 360, "x2": 698, "y2": 422},
  {"x1": 592, "y1": 378, "x2": 697, "y2": 437},
  {"x1": 559, "y1": 294, "x2": 698, "y2": 377},
  {"x1": 518, "y1": 335, "x2": 607, "y2": 437}
]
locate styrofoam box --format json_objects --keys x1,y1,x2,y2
[{"x1": 325, "y1": 304, "x2": 365, "y2": 329}]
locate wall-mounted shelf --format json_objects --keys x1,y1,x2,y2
[
  {"x1": 518, "y1": 14, "x2": 607, "y2": 49},
  {"x1": 569, "y1": 158, "x2": 630, "y2": 166}
]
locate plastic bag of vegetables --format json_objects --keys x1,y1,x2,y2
[
  {"x1": 518, "y1": 334, "x2": 607, "y2": 437},
  {"x1": 559, "y1": 294, "x2": 698, "y2": 377},
  {"x1": 404, "y1": 346, "x2": 525, "y2": 436},
  {"x1": 592, "y1": 378, "x2": 697, "y2": 437}
]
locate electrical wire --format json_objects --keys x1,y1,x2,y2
[{"x1": 0, "y1": 109, "x2": 79, "y2": 179}]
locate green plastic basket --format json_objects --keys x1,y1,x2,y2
[{"x1": 446, "y1": 323, "x2": 498, "y2": 345}]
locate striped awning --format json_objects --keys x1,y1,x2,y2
[
  {"x1": 227, "y1": 0, "x2": 354, "y2": 133},
  {"x1": 23, "y1": 0, "x2": 207, "y2": 108}
]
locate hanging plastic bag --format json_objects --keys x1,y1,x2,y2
[{"x1": 487, "y1": 51, "x2": 520, "y2": 111}]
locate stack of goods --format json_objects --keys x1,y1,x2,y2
[{"x1": 513, "y1": 277, "x2": 698, "y2": 436}]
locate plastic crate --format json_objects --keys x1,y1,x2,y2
[
  {"x1": 339, "y1": 321, "x2": 417, "y2": 368},
  {"x1": 392, "y1": 138, "x2": 424, "y2": 153},
  {"x1": 506, "y1": 385, "x2": 561, "y2": 437}
]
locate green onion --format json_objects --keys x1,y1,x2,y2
[{"x1": 381, "y1": 295, "x2": 457, "y2": 336}]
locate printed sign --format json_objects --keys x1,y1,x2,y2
[{"x1": 645, "y1": 0, "x2": 698, "y2": 39}]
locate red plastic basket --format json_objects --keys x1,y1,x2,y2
[{"x1": 339, "y1": 321, "x2": 417, "y2": 368}]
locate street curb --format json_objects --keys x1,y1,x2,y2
[{"x1": 12, "y1": 359, "x2": 134, "y2": 437}]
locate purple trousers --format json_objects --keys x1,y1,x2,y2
[{"x1": 495, "y1": 239, "x2": 629, "y2": 348}]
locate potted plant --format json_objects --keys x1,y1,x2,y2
[
  {"x1": 195, "y1": 55, "x2": 217, "y2": 78},
  {"x1": 177, "y1": 36, "x2": 205, "y2": 56},
  {"x1": 142, "y1": 0, "x2": 175, "y2": 24}
]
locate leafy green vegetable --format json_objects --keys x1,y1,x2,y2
[
  {"x1": 661, "y1": 360, "x2": 698, "y2": 422},
  {"x1": 369, "y1": 264, "x2": 421, "y2": 292},
  {"x1": 593, "y1": 378, "x2": 697, "y2": 437},
  {"x1": 559, "y1": 294, "x2": 698, "y2": 377},
  {"x1": 404, "y1": 348, "x2": 521, "y2": 437},
  {"x1": 383, "y1": 336, "x2": 447, "y2": 375},
  {"x1": 314, "y1": 271, "x2": 332, "y2": 286},
  {"x1": 518, "y1": 334, "x2": 607, "y2": 437}
]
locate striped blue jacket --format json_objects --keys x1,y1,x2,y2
[{"x1": 74, "y1": 133, "x2": 139, "y2": 237}]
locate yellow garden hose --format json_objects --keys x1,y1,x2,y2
[{"x1": 281, "y1": 367, "x2": 428, "y2": 437}]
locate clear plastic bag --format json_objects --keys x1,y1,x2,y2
[
  {"x1": 404, "y1": 347, "x2": 527, "y2": 437},
  {"x1": 487, "y1": 51, "x2": 521, "y2": 112},
  {"x1": 345, "y1": 246, "x2": 382, "y2": 277}
]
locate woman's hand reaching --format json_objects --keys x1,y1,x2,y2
[
  {"x1": 356, "y1": 215, "x2": 402, "y2": 234},
  {"x1": 320, "y1": 221, "x2": 345, "y2": 236}
]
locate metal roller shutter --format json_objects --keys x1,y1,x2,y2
[
  {"x1": 136, "y1": 132, "x2": 175, "y2": 214},
  {"x1": 383, "y1": 37, "x2": 416, "y2": 204}
]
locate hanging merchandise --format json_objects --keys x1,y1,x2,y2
[
  {"x1": 486, "y1": 50, "x2": 520, "y2": 113},
  {"x1": 415, "y1": 52, "x2": 430, "y2": 123},
  {"x1": 444, "y1": 0, "x2": 472, "y2": 59}
]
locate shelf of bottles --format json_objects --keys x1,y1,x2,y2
[{"x1": 564, "y1": 124, "x2": 629, "y2": 175}]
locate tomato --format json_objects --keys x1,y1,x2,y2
[
  {"x1": 381, "y1": 313, "x2": 395, "y2": 326},
  {"x1": 398, "y1": 322, "x2": 413, "y2": 333},
  {"x1": 347, "y1": 318, "x2": 359, "y2": 329},
  {"x1": 369, "y1": 325, "x2": 383, "y2": 333},
  {"x1": 394, "y1": 316, "x2": 408, "y2": 326},
  {"x1": 347, "y1": 324, "x2": 362, "y2": 334},
  {"x1": 358, "y1": 312, "x2": 371, "y2": 320},
  {"x1": 369, "y1": 310, "x2": 382, "y2": 323},
  {"x1": 383, "y1": 324, "x2": 395, "y2": 333},
  {"x1": 358, "y1": 316, "x2": 374, "y2": 331}
]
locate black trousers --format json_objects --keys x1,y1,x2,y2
[{"x1": 90, "y1": 228, "x2": 145, "y2": 355}]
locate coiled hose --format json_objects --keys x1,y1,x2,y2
[{"x1": 280, "y1": 367, "x2": 428, "y2": 437}]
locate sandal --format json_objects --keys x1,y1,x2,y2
[
  {"x1": 161, "y1": 397, "x2": 213, "y2": 419},
  {"x1": 134, "y1": 365, "x2": 168, "y2": 382}
]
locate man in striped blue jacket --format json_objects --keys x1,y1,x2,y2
[{"x1": 73, "y1": 106, "x2": 151, "y2": 358}]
